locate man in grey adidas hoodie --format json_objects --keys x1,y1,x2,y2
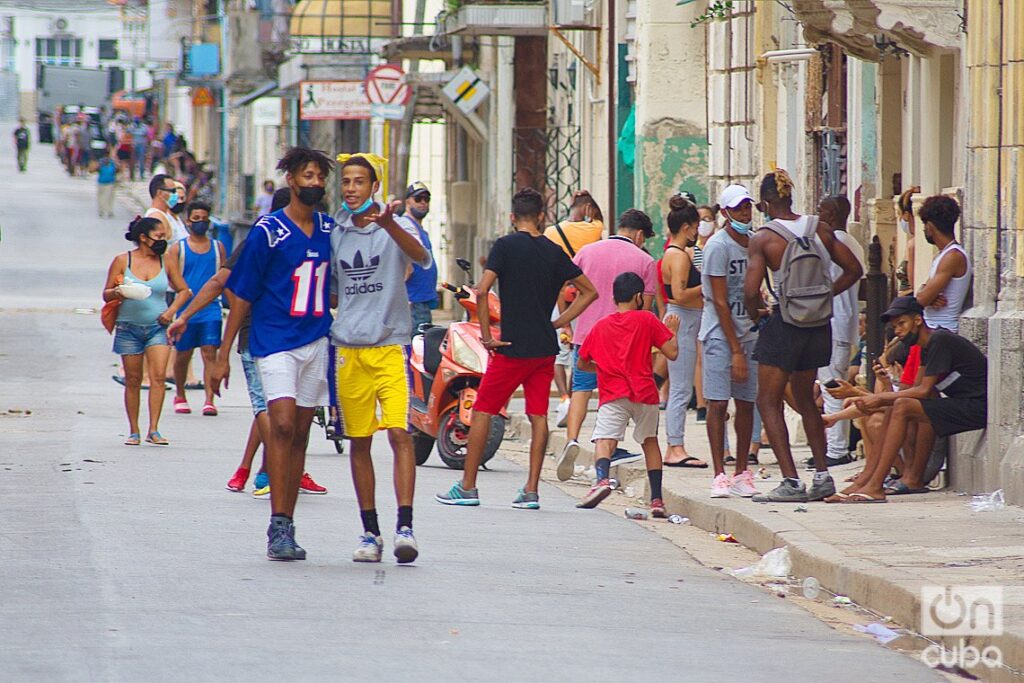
[{"x1": 330, "y1": 156, "x2": 431, "y2": 565}]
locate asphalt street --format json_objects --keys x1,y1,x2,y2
[{"x1": 0, "y1": 138, "x2": 941, "y2": 681}]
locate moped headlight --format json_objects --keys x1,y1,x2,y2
[{"x1": 450, "y1": 331, "x2": 484, "y2": 374}]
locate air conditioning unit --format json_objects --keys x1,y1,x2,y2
[{"x1": 553, "y1": 0, "x2": 587, "y2": 26}]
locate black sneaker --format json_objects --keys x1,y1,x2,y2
[
  {"x1": 695, "y1": 407, "x2": 707, "y2": 424},
  {"x1": 267, "y1": 517, "x2": 298, "y2": 561},
  {"x1": 804, "y1": 454, "x2": 853, "y2": 470}
]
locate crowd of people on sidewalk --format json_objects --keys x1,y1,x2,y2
[{"x1": 99, "y1": 141, "x2": 987, "y2": 566}]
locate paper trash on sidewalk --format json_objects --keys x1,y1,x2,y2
[
  {"x1": 731, "y1": 547, "x2": 791, "y2": 579},
  {"x1": 853, "y1": 622, "x2": 900, "y2": 645},
  {"x1": 969, "y1": 489, "x2": 1005, "y2": 512}
]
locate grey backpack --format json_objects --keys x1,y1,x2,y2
[{"x1": 763, "y1": 216, "x2": 833, "y2": 328}]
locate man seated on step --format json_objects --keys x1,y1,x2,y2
[{"x1": 829, "y1": 296, "x2": 987, "y2": 503}]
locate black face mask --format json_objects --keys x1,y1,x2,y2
[
  {"x1": 297, "y1": 186, "x2": 326, "y2": 207},
  {"x1": 170, "y1": 202, "x2": 187, "y2": 215},
  {"x1": 924, "y1": 230, "x2": 935, "y2": 245},
  {"x1": 190, "y1": 220, "x2": 210, "y2": 236},
  {"x1": 148, "y1": 238, "x2": 169, "y2": 256},
  {"x1": 685, "y1": 235, "x2": 698, "y2": 248}
]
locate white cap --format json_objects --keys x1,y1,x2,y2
[{"x1": 718, "y1": 184, "x2": 753, "y2": 209}]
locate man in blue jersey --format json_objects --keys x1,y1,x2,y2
[{"x1": 211, "y1": 147, "x2": 335, "y2": 561}]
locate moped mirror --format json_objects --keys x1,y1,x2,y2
[{"x1": 456, "y1": 258, "x2": 472, "y2": 272}]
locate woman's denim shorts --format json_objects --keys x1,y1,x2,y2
[{"x1": 113, "y1": 322, "x2": 168, "y2": 355}]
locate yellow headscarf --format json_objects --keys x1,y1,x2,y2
[{"x1": 336, "y1": 152, "x2": 389, "y2": 200}]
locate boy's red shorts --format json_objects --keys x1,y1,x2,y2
[{"x1": 473, "y1": 354, "x2": 555, "y2": 417}]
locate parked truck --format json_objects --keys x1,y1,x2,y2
[{"x1": 37, "y1": 65, "x2": 111, "y2": 143}]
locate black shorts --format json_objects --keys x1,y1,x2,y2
[
  {"x1": 921, "y1": 397, "x2": 987, "y2": 438},
  {"x1": 753, "y1": 311, "x2": 831, "y2": 372}
]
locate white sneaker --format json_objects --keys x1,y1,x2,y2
[
  {"x1": 729, "y1": 469, "x2": 760, "y2": 497},
  {"x1": 555, "y1": 440, "x2": 580, "y2": 482},
  {"x1": 555, "y1": 398, "x2": 570, "y2": 428},
  {"x1": 393, "y1": 527, "x2": 419, "y2": 564},
  {"x1": 352, "y1": 533, "x2": 383, "y2": 562},
  {"x1": 710, "y1": 472, "x2": 731, "y2": 498}
]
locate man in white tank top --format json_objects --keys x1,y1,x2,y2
[
  {"x1": 144, "y1": 173, "x2": 189, "y2": 244},
  {"x1": 914, "y1": 195, "x2": 970, "y2": 334}
]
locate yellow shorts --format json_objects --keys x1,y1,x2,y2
[{"x1": 334, "y1": 345, "x2": 409, "y2": 438}]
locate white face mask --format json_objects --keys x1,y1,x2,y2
[
  {"x1": 698, "y1": 219, "x2": 715, "y2": 237},
  {"x1": 899, "y1": 218, "x2": 910, "y2": 235}
]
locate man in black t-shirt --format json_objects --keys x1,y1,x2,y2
[
  {"x1": 838, "y1": 296, "x2": 987, "y2": 502},
  {"x1": 13, "y1": 119, "x2": 29, "y2": 172},
  {"x1": 436, "y1": 188, "x2": 598, "y2": 509}
]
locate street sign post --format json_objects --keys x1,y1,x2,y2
[
  {"x1": 442, "y1": 66, "x2": 490, "y2": 115},
  {"x1": 365, "y1": 64, "x2": 411, "y2": 107}
]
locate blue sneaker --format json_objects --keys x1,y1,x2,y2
[
  {"x1": 610, "y1": 448, "x2": 643, "y2": 467},
  {"x1": 267, "y1": 517, "x2": 298, "y2": 561},
  {"x1": 435, "y1": 482, "x2": 480, "y2": 506},
  {"x1": 511, "y1": 488, "x2": 540, "y2": 510},
  {"x1": 254, "y1": 471, "x2": 269, "y2": 489}
]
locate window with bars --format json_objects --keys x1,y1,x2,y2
[{"x1": 35, "y1": 38, "x2": 83, "y2": 66}]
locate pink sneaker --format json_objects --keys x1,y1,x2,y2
[
  {"x1": 576, "y1": 479, "x2": 613, "y2": 509},
  {"x1": 729, "y1": 469, "x2": 760, "y2": 498},
  {"x1": 710, "y1": 472, "x2": 731, "y2": 498},
  {"x1": 173, "y1": 397, "x2": 191, "y2": 414},
  {"x1": 650, "y1": 498, "x2": 668, "y2": 518}
]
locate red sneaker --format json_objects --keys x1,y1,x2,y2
[
  {"x1": 650, "y1": 498, "x2": 668, "y2": 518},
  {"x1": 299, "y1": 472, "x2": 327, "y2": 495},
  {"x1": 226, "y1": 467, "x2": 250, "y2": 492}
]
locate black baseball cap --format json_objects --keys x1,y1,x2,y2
[
  {"x1": 406, "y1": 181, "x2": 430, "y2": 199},
  {"x1": 880, "y1": 295, "x2": 925, "y2": 322}
]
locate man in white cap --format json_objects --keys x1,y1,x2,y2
[{"x1": 697, "y1": 184, "x2": 763, "y2": 499}]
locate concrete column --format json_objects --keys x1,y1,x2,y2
[{"x1": 632, "y1": 0, "x2": 707, "y2": 229}]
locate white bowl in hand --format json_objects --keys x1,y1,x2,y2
[{"x1": 117, "y1": 282, "x2": 152, "y2": 300}]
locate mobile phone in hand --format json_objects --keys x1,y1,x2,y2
[{"x1": 823, "y1": 379, "x2": 840, "y2": 390}]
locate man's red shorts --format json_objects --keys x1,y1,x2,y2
[{"x1": 473, "y1": 354, "x2": 555, "y2": 416}]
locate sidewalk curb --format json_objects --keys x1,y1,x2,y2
[{"x1": 508, "y1": 415, "x2": 1023, "y2": 682}]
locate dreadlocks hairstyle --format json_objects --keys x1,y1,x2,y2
[
  {"x1": 759, "y1": 168, "x2": 795, "y2": 204},
  {"x1": 275, "y1": 147, "x2": 334, "y2": 177}
]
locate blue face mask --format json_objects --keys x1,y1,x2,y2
[
  {"x1": 730, "y1": 219, "x2": 752, "y2": 235},
  {"x1": 349, "y1": 197, "x2": 374, "y2": 215},
  {"x1": 725, "y1": 209, "x2": 751, "y2": 235},
  {"x1": 167, "y1": 192, "x2": 179, "y2": 209}
]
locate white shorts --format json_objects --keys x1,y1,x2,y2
[
  {"x1": 555, "y1": 340, "x2": 572, "y2": 367},
  {"x1": 256, "y1": 337, "x2": 329, "y2": 408},
  {"x1": 591, "y1": 399, "x2": 660, "y2": 443}
]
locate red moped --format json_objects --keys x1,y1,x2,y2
[{"x1": 409, "y1": 259, "x2": 507, "y2": 469}]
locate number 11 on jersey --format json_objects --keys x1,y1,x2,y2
[{"x1": 290, "y1": 260, "x2": 327, "y2": 316}]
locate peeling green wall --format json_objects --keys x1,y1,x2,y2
[{"x1": 635, "y1": 118, "x2": 709, "y2": 257}]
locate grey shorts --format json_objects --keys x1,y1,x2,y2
[
  {"x1": 591, "y1": 399, "x2": 660, "y2": 443},
  {"x1": 555, "y1": 339, "x2": 572, "y2": 367},
  {"x1": 701, "y1": 336, "x2": 758, "y2": 403}
]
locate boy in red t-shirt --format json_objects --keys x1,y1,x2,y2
[{"x1": 577, "y1": 272, "x2": 680, "y2": 516}]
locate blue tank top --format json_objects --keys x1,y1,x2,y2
[
  {"x1": 178, "y1": 239, "x2": 221, "y2": 323},
  {"x1": 118, "y1": 252, "x2": 169, "y2": 324}
]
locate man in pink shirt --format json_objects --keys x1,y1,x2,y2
[{"x1": 556, "y1": 209, "x2": 659, "y2": 480}]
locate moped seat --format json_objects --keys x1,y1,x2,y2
[{"x1": 423, "y1": 326, "x2": 447, "y2": 376}]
